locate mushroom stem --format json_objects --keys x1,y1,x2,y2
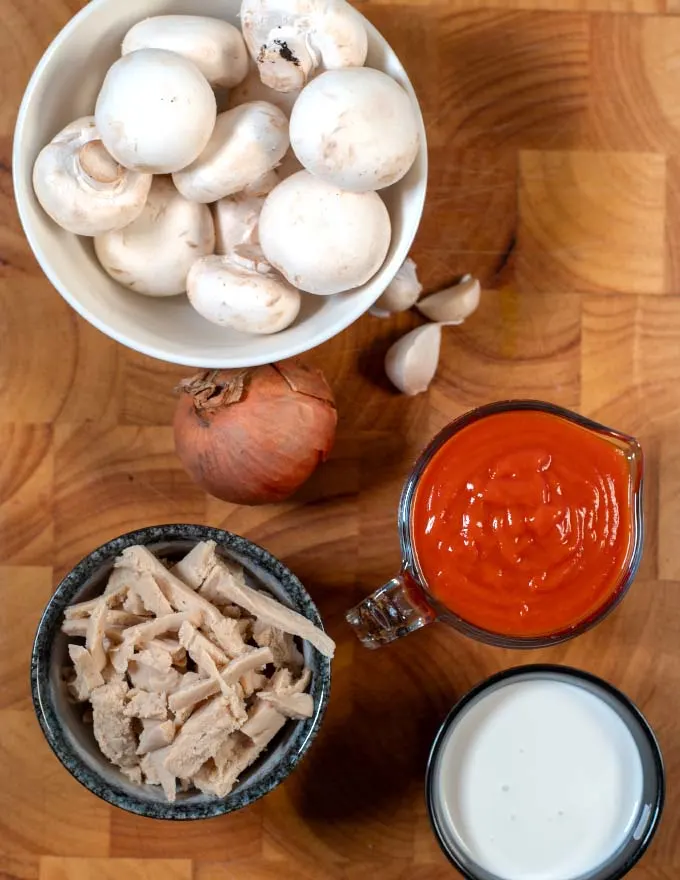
[{"x1": 77, "y1": 140, "x2": 124, "y2": 187}]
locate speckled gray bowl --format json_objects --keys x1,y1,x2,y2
[{"x1": 31, "y1": 524, "x2": 331, "y2": 819}]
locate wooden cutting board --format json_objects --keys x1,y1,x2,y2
[{"x1": 1, "y1": 0, "x2": 679, "y2": 877}]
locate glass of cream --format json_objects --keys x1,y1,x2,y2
[{"x1": 426, "y1": 665, "x2": 664, "y2": 880}]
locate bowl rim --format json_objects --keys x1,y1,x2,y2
[
  {"x1": 12, "y1": 1, "x2": 428, "y2": 368},
  {"x1": 31, "y1": 523, "x2": 331, "y2": 819}
]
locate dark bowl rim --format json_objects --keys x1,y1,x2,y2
[
  {"x1": 425, "y1": 663, "x2": 665, "y2": 880},
  {"x1": 31, "y1": 523, "x2": 331, "y2": 820}
]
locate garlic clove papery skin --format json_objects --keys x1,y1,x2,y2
[
  {"x1": 173, "y1": 102, "x2": 289, "y2": 203},
  {"x1": 384, "y1": 324, "x2": 442, "y2": 396},
  {"x1": 370, "y1": 257, "x2": 422, "y2": 317},
  {"x1": 187, "y1": 249, "x2": 301, "y2": 334},
  {"x1": 240, "y1": 0, "x2": 367, "y2": 93},
  {"x1": 94, "y1": 176, "x2": 214, "y2": 296},
  {"x1": 122, "y1": 15, "x2": 249, "y2": 89},
  {"x1": 32, "y1": 116, "x2": 152, "y2": 236},
  {"x1": 416, "y1": 275, "x2": 481, "y2": 325}
]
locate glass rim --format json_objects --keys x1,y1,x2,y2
[
  {"x1": 425, "y1": 664, "x2": 665, "y2": 880},
  {"x1": 398, "y1": 399, "x2": 644, "y2": 649}
]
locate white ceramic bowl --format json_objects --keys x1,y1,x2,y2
[{"x1": 13, "y1": 0, "x2": 427, "y2": 368}]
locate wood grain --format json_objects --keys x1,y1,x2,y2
[{"x1": 4, "y1": 0, "x2": 680, "y2": 877}]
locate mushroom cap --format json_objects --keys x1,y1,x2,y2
[
  {"x1": 32, "y1": 115, "x2": 152, "y2": 236},
  {"x1": 172, "y1": 101, "x2": 289, "y2": 203},
  {"x1": 241, "y1": 0, "x2": 366, "y2": 93},
  {"x1": 95, "y1": 48, "x2": 217, "y2": 174},
  {"x1": 187, "y1": 249, "x2": 301, "y2": 333},
  {"x1": 94, "y1": 176, "x2": 215, "y2": 296},
  {"x1": 259, "y1": 170, "x2": 391, "y2": 295},
  {"x1": 227, "y1": 65, "x2": 301, "y2": 116},
  {"x1": 290, "y1": 68, "x2": 419, "y2": 192},
  {"x1": 310, "y1": 2, "x2": 367, "y2": 70},
  {"x1": 122, "y1": 16, "x2": 249, "y2": 89},
  {"x1": 212, "y1": 194, "x2": 265, "y2": 254}
]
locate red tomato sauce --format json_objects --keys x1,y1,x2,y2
[{"x1": 411, "y1": 410, "x2": 637, "y2": 638}]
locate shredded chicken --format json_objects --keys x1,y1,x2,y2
[
  {"x1": 171, "y1": 541, "x2": 218, "y2": 589},
  {"x1": 141, "y1": 746, "x2": 177, "y2": 802},
  {"x1": 64, "y1": 597, "x2": 100, "y2": 619},
  {"x1": 118, "y1": 546, "x2": 247, "y2": 656},
  {"x1": 61, "y1": 541, "x2": 331, "y2": 802},
  {"x1": 137, "y1": 719, "x2": 176, "y2": 754},
  {"x1": 201, "y1": 556, "x2": 335, "y2": 658},
  {"x1": 252, "y1": 620, "x2": 304, "y2": 670},
  {"x1": 67, "y1": 645, "x2": 104, "y2": 701},
  {"x1": 240, "y1": 670, "x2": 267, "y2": 698},
  {"x1": 128, "y1": 570, "x2": 173, "y2": 617},
  {"x1": 164, "y1": 696, "x2": 243, "y2": 778},
  {"x1": 222, "y1": 646, "x2": 274, "y2": 684},
  {"x1": 178, "y1": 621, "x2": 229, "y2": 666},
  {"x1": 169, "y1": 676, "x2": 219, "y2": 725},
  {"x1": 128, "y1": 658, "x2": 183, "y2": 694},
  {"x1": 90, "y1": 678, "x2": 138, "y2": 772},
  {"x1": 124, "y1": 689, "x2": 167, "y2": 720},
  {"x1": 241, "y1": 701, "x2": 287, "y2": 747},
  {"x1": 258, "y1": 691, "x2": 314, "y2": 719}
]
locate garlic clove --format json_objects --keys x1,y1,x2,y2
[
  {"x1": 370, "y1": 257, "x2": 422, "y2": 317},
  {"x1": 384, "y1": 324, "x2": 441, "y2": 396},
  {"x1": 416, "y1": 275, "x2": 481, "y2": 325}
]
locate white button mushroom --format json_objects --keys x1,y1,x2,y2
[
  {"x1": 228, "y1": 64, "x2": 301, "y2": 116},
  {"x1": 172, "y1": 102, "x2": 289, "y2": 203},
  {"x1": 94, "y1": 176, "x2": 215, "y2": 297},
  {"x1": 276, "y1": 150, "x2": 304, "y2": 181},
  {"x1": 95, "y1": 49, "x2": 217, "y2": 173},
  {"x1": 187, "y1": 247, "x2": 301, "y2": 333},
  {"x1": 259, "y1": 170, "x2": 391, "y2": 295},
  {"x1": 32, "y1": 116, "x2": 152, "y2": 236},
  {"x1": 213, "y1": 194, "x2": 265, "y2": 254},
  {"x1": 290, "y1": 68, "x2": 420, "y2": 192},
  {"x1": 122, "y1": 16, "x2": 249, "y2": 89},
  {"x1": 244, "y1": 169, "x2": 280, "y2": 196},
  {"x1": 241, "y1": 0, "x2": 367, "y2": 93}
]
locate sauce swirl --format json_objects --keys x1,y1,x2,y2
[{"x1": 412, "y1": 410, "x2": 637, "y2": 637}]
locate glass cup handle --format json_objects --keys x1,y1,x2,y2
[{"x1": 346, "y1": 573, "x2": 436, "y2": 649}]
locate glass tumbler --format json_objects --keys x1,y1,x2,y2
[{"x1": 426, "y1": 665, "x2": 664, "y2": 880}]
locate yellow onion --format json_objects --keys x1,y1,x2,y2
[{"x1": 173, "y1": 359, "x2": 337, "y2": 505}]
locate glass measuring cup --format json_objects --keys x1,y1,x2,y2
[{"x1": 346, "y1": 400, "x2": 644, "y2": 649}]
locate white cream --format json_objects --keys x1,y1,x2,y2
[{"x1": 435, "y1": 678, "x2": 644, "y2": 880}]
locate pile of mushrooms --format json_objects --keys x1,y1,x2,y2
[{"x1": 32, "y1": 3, "x2": 421, "y2": 337}]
